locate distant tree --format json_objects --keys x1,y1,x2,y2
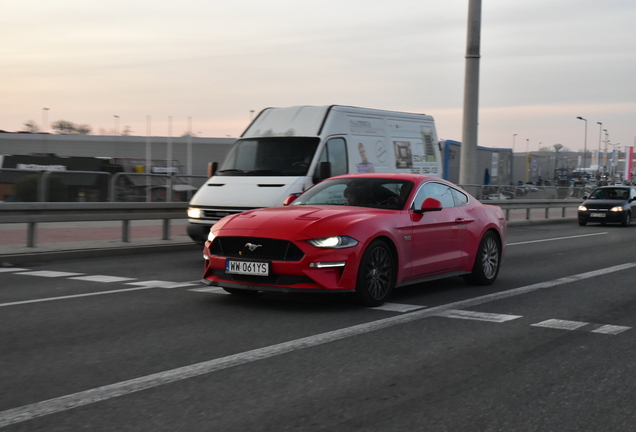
[
  {"x1": 23, "y1": 121, "x2": 40, "y2": 133},
  {"x1": 122, "y1": 125, "x2": 132, "y2": 136},
  {"x1": 51, "y1": 120, "x2": 92, "y2": 135},
  {"x1": 13, "y1": 174, "x2": 68, "y2": 202}
]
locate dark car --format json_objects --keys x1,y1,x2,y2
[{"x1": 578, "y1": 186, "x2": 636, "y2": 226}]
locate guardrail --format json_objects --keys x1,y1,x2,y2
[
  {"x1": 0, "y1": 202, "x2": 188, "y2": 247},
  {"x1": 485, "y1": 199, "x2": 582, "y2": 221}
]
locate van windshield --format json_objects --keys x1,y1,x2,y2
[{"x1": 216, "y1": 137, "x2": 320, "y2": 176}]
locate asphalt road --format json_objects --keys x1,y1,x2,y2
[{"x1": 1, "y1": 221, "x2": 636, "y2": 431}]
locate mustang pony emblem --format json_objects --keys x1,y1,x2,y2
[{"x1": 244, "y1": 243, "x2": 262, "y2": 252}]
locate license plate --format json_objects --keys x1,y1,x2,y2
[
  {"x1": 590, "y1": 213, "x2": 606, "y2": 218},
  {"x1": 225, "y1": 260, "x2": 269, "y2": 276}
]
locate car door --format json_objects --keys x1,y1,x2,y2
[{"x1": 408, "y1": 182, "x2": 468, "y2": 278}]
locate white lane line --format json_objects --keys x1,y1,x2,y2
[
  {"x1": 531, "y1": 319, "x2": 588, "y2": 331},
  {"x1": 14, "y1": 271, "x2": 84, "y2": 278},
  {"x1": 189, "y1": 287, "x2": 230, "y2": 294},
  {"x1": 436, "y1": 309, "x2": 522, "y2": 323},
  {"x1": 126, "y1": 280, "x2": 197, "y2": 289},
  {"x1": 374, "y1": 303, "x2": 426, "y2": 313},
  {"x1": 507, "y1": 232, "x2": 607, "y2": 246},
  {"x1": 70, "y1": 275, "x2": 137, "y2": 283},
  {"x1": 0, "y1": 287, "x2": 156, "y2": 308},
  {"x1": 2, "y1": 261, "x2": 636, "y2": 428},
  {"x1": 0, "y1": 268, "x2": 29, "y2": 273},
  {"x1": 591, "y1": 325, "x2": 631, "y2": 335}
]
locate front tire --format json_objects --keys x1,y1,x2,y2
[
  {"x1": 578, "y1": 220, "x2": 587, "y2": 226},
  {"x1": 463, "y1": 231, "x2": 501, "y2": 285},
  {"x1": 355, "y1": 240, "x2": 395, "y2": 307},
  {"x1": 621, "y1": 211, "x2": 631, "y2": 227}
]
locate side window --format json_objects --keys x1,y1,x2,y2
[
  {"x1": 451, "y1": 188, "x2": 469, "y2": 206},
  {"x1": 318, "y1": 138, "x2": 348, "y2": 177},
  {"x1": 412, "y1": 182, "x2": 456, "y2": 209}
]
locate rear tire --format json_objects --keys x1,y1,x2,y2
[
  {"x1": 355, "y1": 240, "x2": 395, "y2": 307},
  {"x1": 463, "y1": 231, "x2": 501, "y2": 286}
]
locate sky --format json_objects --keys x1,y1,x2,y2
[{"x1": 2, "y1": 0, "x2": 636, "y2": 153}]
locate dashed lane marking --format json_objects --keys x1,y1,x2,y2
[
  {"x1": 0, "y1": 268, "x2": 29, "y2": 273},
  {"x1": 531, "y1": 319, "x2": 589, "y2": 331},
  {"x1": 591, "y1": 325, "x2": 632, "y2": 335},
  {"x1": 373, "y1": 303, "x2": 426, "y2": 313},
  {"x1": 189, "y1": 287, "x2": 229, "y2": 294},
  {"x1": 70, "y1": 275, "x2": 137, "y2": 283},
  {"x1": 14, "y1": 270, "x2": 84, "y2": 278},
  {"x1": 436, "y1": 309, "x2": 522, "y2": 323},
  {"x1": 126, "y1": 280, "x2": 197, "y2": 289},
  {"x1": 0, "y1": 287, "x2": 156, "y2": 308}
]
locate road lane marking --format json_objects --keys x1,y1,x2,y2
[
  {"x1": 70, "y1": 275, "x2": 137, "y2": 283},
  {"x1": 436, "y1": 309, "x2": 521, "y2": 323},
  {"x1": 2, "y1": 261, "x2": 636, "y2": 427},
  {"x1": 531, "y1": 319, "x2": 588, "y2": 331},
  {"x1": 591, "y1": 325, "x2": 631, "y2": 335},
  {"x1": 507, "y1": 232, "x2": 607, "y2": 246},
  {"x1": 0, "y1": 268, "x2": 29, "y2": 273},
  {"x1": 373, "y1": 303, "x2": 426, "y2": 313},
  {"x1": 126, "y1": 280, "x2": 197, "y2": 289},
  {"x1": 0, "y1": 287, "x2": 156, "y2": 308},
  {"x1": 14, "y1": 270, "x2": 84, "y2": 278},
  {"x1": 189, "y1": 287, "x2": 229, "y2": 294}
]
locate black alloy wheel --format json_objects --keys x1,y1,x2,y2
[{"x1": 355, "y1": 240, "x2": 395, "y2": 307}]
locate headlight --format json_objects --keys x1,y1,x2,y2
[
  {"x1": 307, "y1": 236, "x2": 358, "y2": 249},
  {"x1": 207, "y1": 231, "x2": 216, "y2": 242},
  {"x1": 578, "y1": 205, "x2": 587, "y2": 211},
  {"x1": 610, "y1": 206, "x2": 623, "y2": 212},
  {"x1": 188, "y1": 208, "x2": 202, "y2": 218}
]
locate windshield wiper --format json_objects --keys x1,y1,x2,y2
[{"x1": 217, "y1": 169, "x2": 245, "y2": 174}]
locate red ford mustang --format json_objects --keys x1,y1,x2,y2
[{"x1": 201, "y1": 173, "x2": 506, "y2": 306}]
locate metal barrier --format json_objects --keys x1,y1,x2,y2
[
  {"x1": 485, "y1": 199, "x2": 582, "y2": 221},
  {"x1": 0, "y1": 202, "x2": 188, "y2": 247}
]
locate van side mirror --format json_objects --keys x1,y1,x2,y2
[
  {"x1": 283, "y1": 193, "x2": 301, "y2": 206},
  {"x1": 313, "y1": 161, "x2": 332, "y2": 184},
  {"x1": 207, "y1": 161, "x2": 218, "y2": 178},
  {"x1": 414, "y1": 197, "x2": 443, "y2": 214}
]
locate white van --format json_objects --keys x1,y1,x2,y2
[{"x1": 186, "y1": 105, "x2": 443, "y2": 243}]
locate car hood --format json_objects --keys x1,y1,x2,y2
[
  {"x1": 213, "y1": 205, "x2": 382, "y2": 239},
  {"x1": 582, "y1": 199, "x2": 627, "y2": 207}
]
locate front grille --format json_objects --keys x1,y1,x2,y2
[{"x1": 209, "y1": 237, "x2": 304, "y2": 261}]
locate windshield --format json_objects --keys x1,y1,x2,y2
[
  {"x1": 216, "y1": 137, "x2": 320, "y2": 176},
  {"x1": 292, "y1": 177, "x2": 414, "y2": 210},
  {"x1": 589, "y1": 188, "x2": 629, "y2": 200}
]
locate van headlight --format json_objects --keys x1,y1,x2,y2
[
  {"x1": 578, "y1": 205, "x2": 587, "y2": 211},
  {"x1": 610, "y1": 206, "x2": 623, "y2": 212},
  {"x1": 307, "y1": 236, "x2": 358, "y2": 249},
  {"x1": 188, "y1": 207, "x2": 202, "y2": 218}
]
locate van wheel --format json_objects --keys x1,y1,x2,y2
[
  {"x1": 463, "y1": 231, "x2": 501, "y2": 285},
  {"x1": 578, "y1": 221, "x2": 587, "y2": 226},
  {"x1": 355, "y1": 240, "x2": 395, "y2": 307}
]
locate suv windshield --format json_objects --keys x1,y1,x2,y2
[{"x1": 216, "y1": 137, "x2": 320, "y2": 176}]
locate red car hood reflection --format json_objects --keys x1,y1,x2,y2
[{"x1": 214, "y1": 205, "x2": 382, "y2": 238}]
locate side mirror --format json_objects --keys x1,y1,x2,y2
[
  {"x1": 283, "y1": 193, "x2": 302, "y2": 206},
  {"x1": 313, "y1": 161, "x2": 332, "y2": 184},
  {"x1": 207, "y1": 161, "x2": 218, "y2": 178},
  {"x1": 582, "y1": 195, "x2": 588, "y2": 200},
  {"x1": 414, "y1": 197, "x2": 443, "y2": 213}
]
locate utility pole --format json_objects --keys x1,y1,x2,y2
[{"x1": 459, "y1": 0, "x2": 481, "y2": 186}]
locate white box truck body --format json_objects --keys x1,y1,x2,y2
[{"x1": 187, "y1": 105, "x2": 442, "y2": 243}]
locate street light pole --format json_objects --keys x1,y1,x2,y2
[
  {"x1": 577, "y1": 116, "x2": 588, "y2": 170},
  {"x1": 597, "y1": 122, "x2": 602, "y2": 175}
]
